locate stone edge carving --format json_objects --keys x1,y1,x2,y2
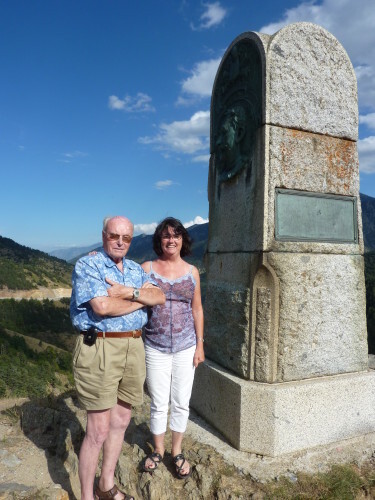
[{"x1": 250, "y1": 254, "x2": 279, "y2": 382}]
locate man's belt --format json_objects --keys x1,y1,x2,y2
[{"x1": 80, "y1": 329, "x2": 142, "y2": 338}]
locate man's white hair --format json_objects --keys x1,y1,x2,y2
[
  {"x1": 103, "y1": 216, "x2": 113, "y2": 231},
  {"x1": 102, "y1": 216, "x2": 134, "y2": 232}
]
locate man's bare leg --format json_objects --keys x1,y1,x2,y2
[
  {"x1": 79, "y1": 409, "x2": 111, "y2": 500},
  {"x1": 97, "y1": 400, "x2": 132, "y2": 499}
]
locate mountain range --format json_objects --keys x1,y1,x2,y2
[
  {"x1": 54, "y1": 222, "x2": 210, "y2": 266},
  {"x1": 1, "y1": 196, "x2": 375, "y2": 354},
  {"x1": 1, "y1": 192, "x2": 375, "y2": 292},
  {"x1": 49, "y1": 192, "x2": 375, "y2": 264}
]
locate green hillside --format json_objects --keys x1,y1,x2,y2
[
  {"x1": 0, "y1": 327, "x2": 73, "y2": 398},
  {"x1": 0, "y1": 298, "x2": 76, "y2": 352},
  {"x1": 0, "y1": 236, "x2": 73, "y2": 290}
]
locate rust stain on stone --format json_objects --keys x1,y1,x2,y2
[
  {"x1": 324, "y1": 138, "x2": 356, "y2": 193},
  {"x1": 279, "y1": 142, "x2": 291, "y2": 176},
  {"x1": 278, "y1": 129, "x2": 309, "y2": 180},
  {"x1": 276, "y1": 129, "x2": 357, "y2": 195}
]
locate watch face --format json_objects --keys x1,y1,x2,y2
[{"x1": 133, "y1": 288, "x2": 140, "y2": 299}]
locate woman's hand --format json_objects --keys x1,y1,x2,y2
[
  {"x1": 141, "y1": 282, "x2": 155, "y2": 289},
  {"x1": 193, "y1": 343, "x2": 205, "y2": 367},
  {"x1": 105, "y1": 278, "x2": 132, "y2": 299},
  {"x1": 105, "y1": 278, "x2": 157, "y2": 302}
]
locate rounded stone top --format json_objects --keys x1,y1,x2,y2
[{"x1": 266, "y1": 22, "x2": 358, "y2": 140}]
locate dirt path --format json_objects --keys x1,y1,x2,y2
[
  {"x1": 0, "y1": 287, "x2": 71, "y2": 300},
  {"x1": 0, "y1": 398, "x2": 28, "y2": 412}
]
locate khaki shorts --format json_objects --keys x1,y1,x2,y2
[{"x1": 73, "y1": 334, "x2": 146, "y2": 411}]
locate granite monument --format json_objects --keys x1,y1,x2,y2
[{"x1": 191, "y1": 22, "x2": 375, "y2": 457}]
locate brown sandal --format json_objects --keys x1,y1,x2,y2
[{"x1": 94, "y1": 484, "x2": 134, "y2": 500}]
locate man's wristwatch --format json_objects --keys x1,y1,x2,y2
[{"x1": 132, "y1": 288, "x2": 140, "y2": 300}]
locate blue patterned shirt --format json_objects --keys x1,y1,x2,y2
[{"x1": 70, "y1": 249, "x2": 153, "y2": 331}]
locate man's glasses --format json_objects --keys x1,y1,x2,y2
[
  {"x1": 161, "y1": 234, "x2": 182, "y2": 241},
  {"x1": 104, "y1": 232, "x2": 132, "y2": 243}
]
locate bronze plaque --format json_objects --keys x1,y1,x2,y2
[{"x1": 275, "y1": 189, "x2": 358, "y2": 243}]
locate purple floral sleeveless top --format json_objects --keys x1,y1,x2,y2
[{"x1": 144, "y1": 263, "x2": 197, "y2": 353}]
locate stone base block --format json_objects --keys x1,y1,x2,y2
[{"x1": 191, "y1": 359, "x2": 375, "y2": 457}]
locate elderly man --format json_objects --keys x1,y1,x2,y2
[{"x1": 70, "y1": 216, "x2": 165, "y2": 500}]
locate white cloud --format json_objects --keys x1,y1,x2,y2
[
  {"x1": 134, "y1": 222, "x2": 157, "y2": 235},
  {"x1": 358, "y1": 136, "x2": 375, "y2": 173},
  {"x1": 58, "y1": 151, "x2": 88, "y2": 163},
  {"x1": 184, "y1": 216, "x2": 209, "y2": 227},
  {"x1": 192, "y1": 154, "x2": 210, "y2": 163},
  {"x1": 141, "y1": 57, "x2": 215, "y2": 158},
  {"x1": 359, "y1": 113, "x2": 375, "y2": 130},
  {"x1": 259, "y1": 1, "x2": 324, "y2": 35},
  {"x1": 355, "y1": 65, "x2": 375, "y2": 110},
  {"x1": 180, "y1": 58, "x2": 221, "y2": 98},
  {"x1": 192, "y1": 2, "x2": 227, "y2": 30},
  {"x1": 64, "y1": 151, "x2": 87, "y2": 159},
  {"x1": 154, "y1": 180, "x2": 176, "y2": 190},
  {"x1": 175, "y1": 95, "x2": 195, "y2": 107},
  {"x1": 139, "y1": 110, "x2": 210, "y2": 155},
  {"x1": 133, "y1": 216, "x2": 209, "y2": 235},
  {"x1": 143, "y1": 13, "x2": 217, "y2": 162},
  {"x1": 108, "y1": 92, "x2": 155, "y2": 113},
  {"x1": 142, "y1": 0, "x2": 375, "y2": 170}
]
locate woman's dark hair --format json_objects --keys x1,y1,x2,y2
[{"x1": 153, "y1": 217, "x2": 192, "y2": 257}]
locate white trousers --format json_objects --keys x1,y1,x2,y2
[{"x1": 145, "y1": 344, "x2": 196, "y2": 435}]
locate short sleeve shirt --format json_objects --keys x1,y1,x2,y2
[{"x1": 70, "y1": 249, "x2": 153, "y2": 331}]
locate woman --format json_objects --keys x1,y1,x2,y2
[
  {"x1": 141, "y1": 217, "x2": 205, "y2": 479},
  {"x1": 106, "y1": 217, "x2": 204, "y2": 478}
]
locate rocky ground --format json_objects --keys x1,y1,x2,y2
[
  {"x1": 0, "y1": 393, "x2": 263, "y2": 500},
  {"x1": 0, "y1": 397, "x2": 79, "y2": 500},
  {"x1": 1, "y1": 389, "x2": 375, "y2": 500}
]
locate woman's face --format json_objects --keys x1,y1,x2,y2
[{"x1": 160, "y1": 225, "x2": 183, "y2": 257}]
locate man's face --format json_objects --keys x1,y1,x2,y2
[
  {"x1": 216, "y1": 115, "x2": 235, "y2": 154},
  {"x1": 102, "y1": 217, "x2": 133, "y2": 263}
]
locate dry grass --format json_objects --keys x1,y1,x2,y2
[{"x1": 262, "y1": 463, "x2": 375, "y2": 499}]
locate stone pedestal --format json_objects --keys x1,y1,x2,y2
[
  {"x1": 192, "y1": 360, "x2": 375, "y2": 457},
  {"x1": 191, "y1": 22, "x2": 373, "y2": 457}
]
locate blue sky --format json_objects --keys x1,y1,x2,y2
[{"x1": 1, "y1": 0, "x2": 375, "y2": 251}]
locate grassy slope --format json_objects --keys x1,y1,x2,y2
[
  {"x1": 0, "y1": 298, "x2": 76, "y2": 352},
  {"x1": 0, "y1": 327, "x2": 73, "y2": 398},
  {"x1": 4, "y1": 328, "x2": 68, "y2": 353},
  {"x1": 0, "y1": 236, "x2": 73, "y2": 290}
]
